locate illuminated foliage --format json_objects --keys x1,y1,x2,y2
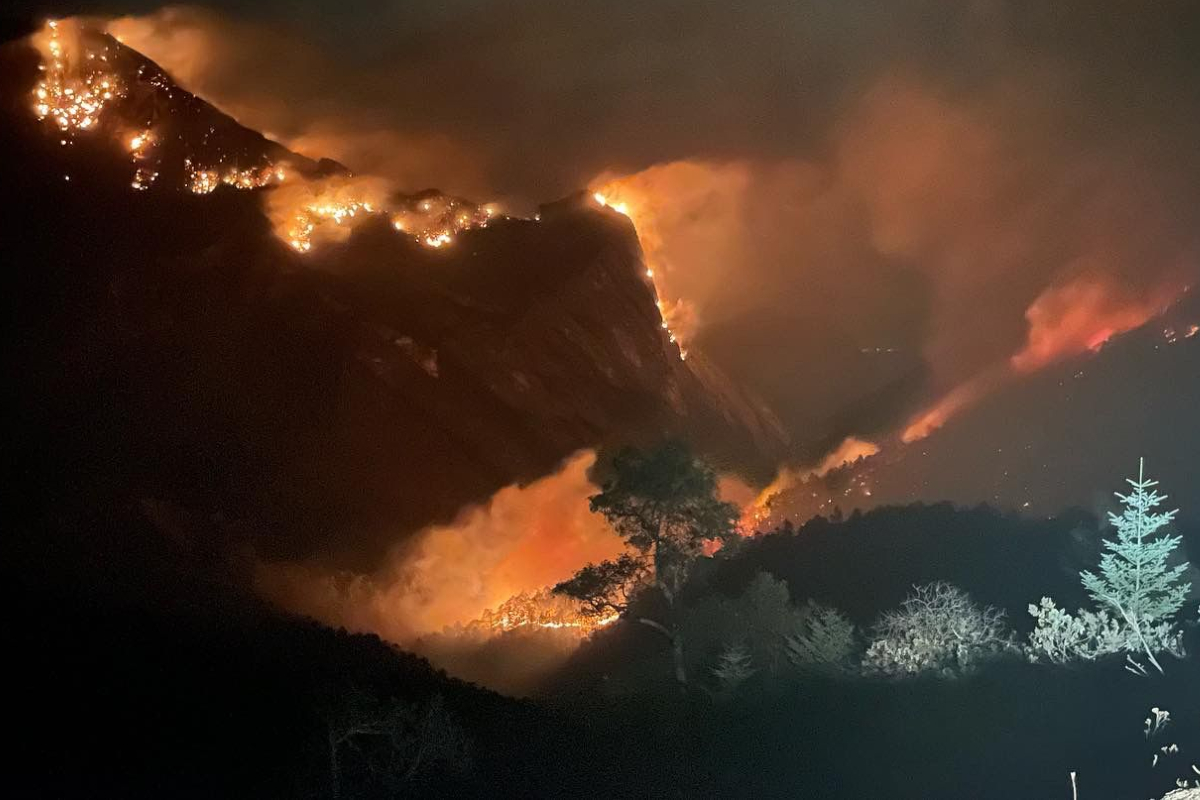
[
  {"x1": 1025, "y1": 597, "x2": 1126, "y2": 665},
  {"x1": 1081, "y1": 459, "x2": 1190, "y2": 674},
  {"x1": 785, "y1": 601, "x2": 860, "y2": 675},
  {"x1": 863, "y1": 582, "x2": 1015, "y2": 678},
  {"x1": 711, "y1": 643, "x2": 755, "y2": 692}
]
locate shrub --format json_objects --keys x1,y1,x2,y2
[
  {"x1": 1026, "y1": 597, "x2": 1126, "y2": 664},
  {"x1": 863, "y1": 582, "x2": 1014, "y2": 678}
]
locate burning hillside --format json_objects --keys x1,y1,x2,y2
[
  {"x1": 3, "y1": 19, "x2": 788, "y2": 655},
  {"x1": 7, "y1": 11, "x2": 1198, "y2": 687}
]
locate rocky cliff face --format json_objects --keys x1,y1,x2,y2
[{"x1": 1, "y1": 24, "x2": 785, "y2": 568}]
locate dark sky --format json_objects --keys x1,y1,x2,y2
[{"x1": 11, "y1": 0, "x2": 1200, "y2": 447}]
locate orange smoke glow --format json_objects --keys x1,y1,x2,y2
[
  {"x1": 903, "y1": 278, "x2": 1180, "y2": 443},
  {"x1": 255, "y1": 451, "x2": 625, "y2": 641},
  {"x1": 1010, "y1": 278, "x2": 1173, "y2": 373},
  {"x1": 747, "y1": 436, "x2": 880, "y2": 526},
  {"x1": 900, "y1": 371, "x2": 1002, "y2": 443},
  {"x1": 264, "y1": 174, "x2": 388, "y2": 252},
  {"x1": 589, "y1": 171, "x2": 709, "y2": 360}
]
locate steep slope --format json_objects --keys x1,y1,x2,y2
[{"x1": 1, "y1": 21, "x2": 785, "y2": 569}]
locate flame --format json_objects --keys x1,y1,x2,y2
[
  {"x1": 31, "y1": 19, "x2": 123, "y2": 135},
  {"x1": 262, "y1": 175, "x2": 388, "y2": 252},
  {"x1": 590, "y1": 183, "x2": 693, "y2": 361},
  {"x1": 747, "y1": 436, "x2": 880, "y2": 526},
  {"x1": 390, "y1": 193, "x2": 495, "y2": 250},
  {"x1": 1010, "y1": 278, "x2": 1170, "y2": 373},
  {"x1": 255, "y1": 451, "x2": 626, "y2": 640},
  {"x1": 902, "y1": 278, "x2": 1179, "y2": 444},
  {"x1": 476, "y1": 589, "x2": 618, "y2": 635}
]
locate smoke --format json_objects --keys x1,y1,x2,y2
[
  {"x1": 264, "y1": 173, "x2": 390, "y2": 252},
  {"x1": 1011, "y1": 277, "x2": 1175, "y2": 373},
  {"x1": 88, "y1": 2, "x2": 1200, "y2": 443},
  {"x1": 254, "y1": 450, "x2": 624, "y2": 642},
  {"x1": 749, "y1": 435, "x2": 881, "y2": 520},
  {"x1": 31, "y1": 0, "x2": 1200, "y2": 670}
]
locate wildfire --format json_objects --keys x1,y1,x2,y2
[
  {"x1": 1163, "y1": 324, "x2": 1199, "y2": 344},
  {"x1": 127, "y1": 130, "x2": 151, "y2": 153},
  {"x1": 1010, "y1": 278, "x2": 1168, "y2": 373},
  {"x1": 746, "y1": 436, "x2": 880, "y2": 527},
  {"x1": 287, "y1": 198, "x2": 374, "y2": 252},
  {"x1": 390, "y1": 193, "x2": 495, "y2": 250},
  {"x1": 32, "y1": 20, "x2": 123, "y2": 135},
  {"x1": 590, "y1": 187, "x2": 691, "y2": 361},
  {"x1": 475, "y1": 589, "x2": 619, "y2": 635},
  {"x1": 131, "y1": 167, "x2": 158, "y2": 191},
  {"x1": 185, "y1": 159, "x2": 285, "y2": 195},
  {"x1": 185, "y1": 160, "x2": 221, "y2": 194},
  {"x1": 223, "y1": 164, "x2": 287, "y2": 190}
]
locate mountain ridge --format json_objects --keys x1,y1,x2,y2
[{"x1": 1, "y1": 21, "x2": 786, "y2": 570}]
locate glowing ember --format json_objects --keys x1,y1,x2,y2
[
  {"x1": 390, "y1": 193, "x2": 495, "y2": 250},
  {"x1": 131, "y1": 167, "x2": 158, "y2": 191},
  {"x1": 222, "y1": 165, "x2": 286, "y2": 190},
  {"x1": 32, "y1": 19, "x2": 124, "y2": 135},
  {"x1": 475, "y1": 589, "x2": 619, "y2": 635},
  {"x1": 185, "y1": 160, "x2": 221, "y2": 194},
  {"x1": 185, "y1": 159, "x2": 284, "y2": 195},
  {"x1": 746, "y1": 436, "x2": 881, "y2": 526},
  {"x1": 287, "y1": 198, "x2": 375, "y2": 252}
]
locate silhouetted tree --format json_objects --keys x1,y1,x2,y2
[
  {"x1": 323, "y1": 688, "x2": 470, "y2": 798},
  {"x1": 555, "y1": 442, "x2": 739, "y2": 687}
]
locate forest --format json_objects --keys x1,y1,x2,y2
[{"x1": 11, "y1": 444, "x2": 1198, "y2": 799}]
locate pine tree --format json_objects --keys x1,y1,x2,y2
[
  {"x1": 712, "y1": 644, "x2": 756, "y2": 692},
  {"x1": 1081, "y1": 458, "x2": 1190, "y2": 674}
]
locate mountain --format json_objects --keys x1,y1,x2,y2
[
  {"x1": 1, "y1": 21, "x2": 785, "y2": 569},
  {"x1": 763, "y1": 290, "x2": 1200, "y2": 526}
]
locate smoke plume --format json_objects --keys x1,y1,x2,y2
[
  {"x1": 87, "y1": 2, "x2": 1200, "y2": 443},
  {"x1": 20, "y1": 1, "x2": 1200, "y2": 666},
  {"x1": 255, "y1": 451, "x2": 624, "y2": 641}
]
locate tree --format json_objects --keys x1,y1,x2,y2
[
  {"x1": 711, "y1": 643, "x2": 756, "y2": 692},
  {"x1": 553, "y1": 553, "x2": 650, "y2": 619},
  {"x1": 680, "y1": 572, "x2": 805, "y2": 677},
  {"x1": 863, "y1": 582, "x2": 1014, "y2": 678},
  {"x1": 554, "y1": 442, "x2": 740, "y2": 688},
  {"x1": 323, "y1": 688, "x2": 470, "y2": 798},
  {"x1": 1081, "y1": 459, "x2": 1190, "y2": 674},
  {"x1": 785, "y1": 601, "x2": 860, "y2": 675}
]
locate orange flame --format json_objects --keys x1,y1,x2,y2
[
  {"x1": 589, "y1": 178, "x2": 696, "y2": 360},
  {"x1": 747, "y1": 436, "x2": 880, "y2": 525}
]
